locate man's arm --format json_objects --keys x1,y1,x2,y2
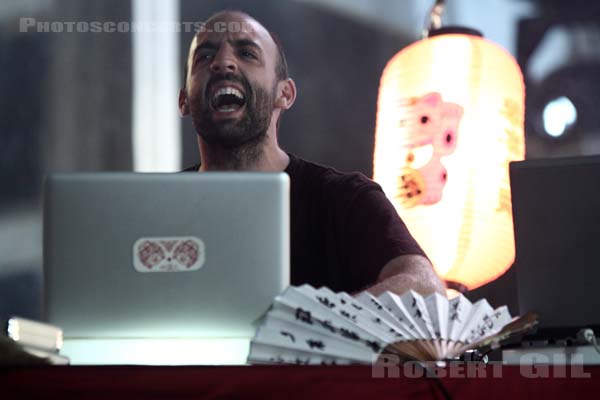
[
  {"x1": 364, "y1": 254, "x2": 446, "y2": 297},
  {"x1": 336, "y1": 179, "x2": 444, "y2": 295}
]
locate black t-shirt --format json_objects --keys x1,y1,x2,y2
[{"x1": 183, "y1": 153, "x2": 426, "y2": 293}]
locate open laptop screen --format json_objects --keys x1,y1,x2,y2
[
  {"x1": 510, "y1": 156, "x2": 600, "y2": 336},
  {"x1": 44, "y1": 173, "x2": 289, "y2": 340}
]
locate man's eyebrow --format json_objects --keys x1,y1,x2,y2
[
  {"x1": 195, "y1": 40, "x2": 219, "y2": 53},
  {"x1": 230, "y1": 39, "x2": 262, "y2": 51},
  {"x1": 193, "y1": 39, "x2": 261, "y2": 57}
]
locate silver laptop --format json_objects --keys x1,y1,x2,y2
[
  {"x1": 510, "y1": 155, "x2": 600, "y2": 339},
  {"x1": 43, "y1": 173, "x2": 289, "y2": 343}
]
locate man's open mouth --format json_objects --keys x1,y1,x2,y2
[{"x1": 210, "y1": 85, "x2": 247, "y2": 113}]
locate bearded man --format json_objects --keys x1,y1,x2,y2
[{"x1": 179, "y1": 10, "x2": 445, "y2": 296}]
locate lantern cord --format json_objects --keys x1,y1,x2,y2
[{"x1": 422, "y1": 0, "x2": 446, "y2": 39}]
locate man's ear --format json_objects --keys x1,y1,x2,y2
[
  {"x1": 179, "y1": 88, "x2": 190, "y2": 116},
  {"x1": 274, "y1": 78, "x2": 296, "y2": 110}
]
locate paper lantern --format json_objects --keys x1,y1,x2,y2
[{"x1": 373, "y1": 29, "x2": 525, "y2": 291}]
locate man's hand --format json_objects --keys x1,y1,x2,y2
[{"x1": 364, "y1": 254, "x2": 446, "y2": 297}]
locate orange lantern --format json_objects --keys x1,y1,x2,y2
[{"x1": 373, "y1": 28, "x2": 525, "y2": 291}]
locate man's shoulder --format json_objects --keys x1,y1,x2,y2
[{"x1": 287, "y1": 154, "x2": 381, "y2": 194}]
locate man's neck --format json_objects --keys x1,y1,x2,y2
[{"x1": 197, "y1": 136, "x2": 289, "y2": 172}]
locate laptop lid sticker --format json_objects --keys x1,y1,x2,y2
[{"x1": 133, "y1": 237, "x2": 205, "y2": 273}]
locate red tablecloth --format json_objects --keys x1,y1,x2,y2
[{"x1": 2, "y1": 364, "x2": 599, "y2": 399}]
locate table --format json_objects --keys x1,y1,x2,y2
[{"x1": 2, "y1": 364, "x2": 599, "y2": 399}]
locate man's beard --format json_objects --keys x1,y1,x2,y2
[{"x1": 189, "y1": 73, "x2": 276, "y2": 167}]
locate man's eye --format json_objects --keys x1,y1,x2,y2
[
  {"x1": 197, "y1": 53, "x2": 213, "y2": 62},
  {"x1": 240, "y1": 50, "x2": 256, "y2": 59}
]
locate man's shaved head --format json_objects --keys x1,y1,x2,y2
[
  {"x1": 179, "y1": 9, "x2": 297, "y2": 169},
  {"x1": 183, "y1": 10, "x2": 289, "y2": 87}
]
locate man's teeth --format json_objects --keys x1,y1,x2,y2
[
  {"x1": 217, "y1": 105, "x2": 238, "y2": 112},
  {"x1": 213, "y1": 86, "x2": 244, "y2": 102}
]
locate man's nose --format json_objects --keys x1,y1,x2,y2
[{"x1": 210, "y1": 47, "x2": 237, "y2": 73}]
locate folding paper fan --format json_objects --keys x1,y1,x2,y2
[{"x1": 248, "y1": 285, "x2": 536, "y2": 365}]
